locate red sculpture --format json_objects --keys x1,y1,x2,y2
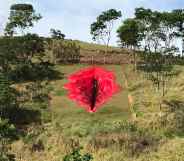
[{"x1": 64, "y1": 66, "x2": 121, "y2": 112}]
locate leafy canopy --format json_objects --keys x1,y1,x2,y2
[
  {"x1": 90, "y1": 9, "x2": 121, "y2": 46},
  {"x1": 50, "y1": 28, "x2": 65, "y2": 40},
  {"x1": 5, "y1": 3, "x2": 42, "y2": 36},
  {"x1": 117, "y1": 18, "x2": 142, "y2": 48}
]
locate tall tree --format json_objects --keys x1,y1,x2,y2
[
  {"x1": 135, "y1": 7, "x2": 162, "y2": 53},
  {"x1": 133, "y1": 8, "x2": 177, "y2": 96},
  {"x1": 117, "y1": 18, "x2": 143, "y2": 70},
  {"x1": 5, "y1": 3, "x2": 42, "y2": 36},
  {"x1": 90, "y1": 9, "x2": 122, "y2": 52},
  {"x1": 170, "y1": 9, "x2": 184, "y2": 56}
]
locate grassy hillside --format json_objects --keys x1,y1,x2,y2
[
  {"x1": 72, "y1": 40, "x2": 121, "y2": 52},
  {"x1": 48, "y1": 39, "x2": 132, "y2": 64},
  {"x1": 10, "y1": 63, "x2": 184, "y2": 161}
]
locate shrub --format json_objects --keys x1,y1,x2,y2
[
  {"x1": 0, "y1": 73, "x2": 18, "y2": 119},
  {"x1": 63, "y1": 147, "x2": 93, "y2": 161},
  {"x1": 0, "y1": 119, "x2": 17, "y2": 161},
  {"x1": 0, "y1": 34, "x2": 44, "y2": 72},
  {"x1": 48, "y1": 39, "x2": 80, "y2": 64}
]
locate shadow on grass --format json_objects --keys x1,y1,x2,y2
[
  {"x1": 5, "y1": 107, "x2": 42, "y2": 125},
  {"x1": 9, "y1": 63, "x2": 64, "y2": 83},
  {"x1": 163, "y1": 100, "x2": 184, "y2": 112}
]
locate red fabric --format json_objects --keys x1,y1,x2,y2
[{"x1": 64, "y1": 66, "x2": 121, "y2": 112}]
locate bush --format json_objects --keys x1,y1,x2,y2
[
  {"x1": 0, "y1": 73, "x2": 18, "y2": 119},
  {"x1": 0, "y1": 118, "x2": 17, "y2": 140},
  {"x1": 63, "y1": 147, "x2": 93, "y2": 161},
  {"x1": 0, "y1": 34, "x2": 44, "y2": 73},
  {"x1": 48, "y1": 39, "x2": 80, "y2": 64},
  {"x1": 10, "y1": 62, "x2": 59, "y2": 82},
  {"x1": 0, "y1": 119, "x2": 17, "y2": 161}
]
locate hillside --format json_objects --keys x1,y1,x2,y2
[
  {"x1": 2, "y1": 2, "x2": 184, "y2": 161},
  {"x1": 9, "y1": 62, "x2": 184, "y2": 161},
  {"x1": 58, "y1": 39, "x2": 133, "y2": 64},
  {"x1": 1, "y1": 37, "x2": 184, "y2": 161}
]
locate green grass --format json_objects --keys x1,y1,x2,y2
[
  {"x1": 73, "y1": 40, "x2": 121, "y2": 51},
  {"x1": 10, "y1": 64, "x2": 184, "y2": 161},
  {"x1": 49, "y1": 65, "x2": 130, "y2": 136}
]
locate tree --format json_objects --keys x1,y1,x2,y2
[
  {"x1": 50, "y1": 28, "x2": 65, "y2": 39},
  {"x1": 134, "y1": 8, "x2": 177, "y2": 97},
  {"x1": 135, "y1": 7, "x2": 162, "y2": 53},
  {"x1": 117, "y1": 18, "x2": 141, "y2": 48},
  {"x1": 0, "y1": 34, "x2": 44, "y2": 71},
  {"x1": 5, "y1": 3, "x2": 42, "y2": 36},
  {"x1": 90, "y1": 9, "x2": 122, "y2": 52},
  {"x1": 117, "y1": 18, "x2": 143, "y2": 70},
  {"x1": 170, "y1": 9, "x2": 184, "y2": 56}
]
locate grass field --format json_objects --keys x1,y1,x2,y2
[{"x1": 10, "y1": 64, "x2": 184, "y2": 161}]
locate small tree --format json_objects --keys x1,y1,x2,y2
[
  {"x1": 90, "y1": 9, "x2": 122, "y2": 53},
  {"x1": 5, "y1": 3, "x2": 42, "y2": 36},
  {"x1": 0, "y1": 118, "x2": 17, "y2": 161},
  {"x1": 135, "y1": 8, "x2": 178, "y2": 97},
  {"x1": 63, "y1": 147, "x2": 93, "y2": 161},
  {"x1": 117, "y1": 18, "x2": 143, "y2": 70},
  {"x1": 0, "y1": 34, "x2": 44, "y2": 67},
  {"x1": 50, "y1": 28, "x2": 65, "y2": 39}
]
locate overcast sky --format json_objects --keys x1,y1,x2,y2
[{"x1": 0, "y1": 0, "x2": 184, "y2": 46}]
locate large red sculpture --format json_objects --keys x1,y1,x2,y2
[{"x1": 64, "y1": 66, "x2": 121, "y2": 112}]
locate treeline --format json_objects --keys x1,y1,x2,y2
[
  {"x1": 117, "y1": 8, "x2": 184, "y2": 97},
  {"x1": 0, "y1": 4, "x2": 50, "y2": 161}
]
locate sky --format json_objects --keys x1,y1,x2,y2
[{"x1": 0, "y1": 0, "x2": 184, "y2": 46}]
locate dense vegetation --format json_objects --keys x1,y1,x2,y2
[{"x1": 1, "y1": 3, "x2": 184, "y2": 161}]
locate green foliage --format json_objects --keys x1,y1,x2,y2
[
  {"x1": 0, "y1": 150, "x2": 15, "y2": 161},
  {"x1": 125, "y1": 7, "x2": 181, "y2": 95},
  {"x1": 117, "y1": 18, "x2": 142, "y2": 70},
  {"x1": 10, "y1": 3, "x2": 33, "y2": 11},
  {"x1": 0, "y1": 37, "x2": 17, "y2": 73},
  {"x1": 48, "y1": 39, "x2": 80, "y2": 64},
  {"x1": 5, "y1": 3, "x2": 42, "y2": 36},
  {"x1": 170, "y1": 9, "x2": 184, "y2": 55},
  {"x1": 117, "y1": 18, "x2": 142, "y2": 48},
  {"x1": 11, "y1": 34, "x2": 44, "y2": 63},
  {"x1": 0, "y1": 73, "x2": 17, "y2": 119},
  {"x1": 10, "y1": 62, "x2": 59, "y2": 82},
  {"x1": 90, "y1": 9, "x2": 121, "y2": 47},
  {"x1": 63, "y1": 147, "x2": 93, "y2": 161},
  {"x1": 0, "y1": 34, "x2": 45, "y2": 73},
  {"x1": 24, "y1": 81, "x2": 49, "y2": 103},
  {"x1": 50, "y1": 28, "x2": 65, "y2": 39},
  {"x1": 0, "y1": 119, "x2": 17, "y2": 161},
  {"x1": 0, "y1": 118, "x2": 17, "y2": 141}
]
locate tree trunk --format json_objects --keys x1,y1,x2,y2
[
  {"x1": 182, "y1": 38, "x2": 184, "y2": 57},
  {"x1": 133, "y1": 47, "x2": 137, "y2": 72}
]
